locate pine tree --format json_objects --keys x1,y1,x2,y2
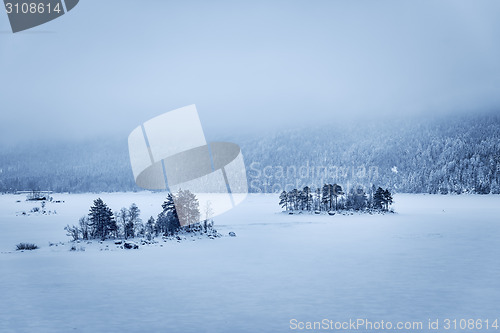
[
  {"x1": 346, "y1": 186, "x2": 367, "y2": 210},
  {"x1": 314, "y1": 187, "x2": 321, "y2": 211},
  {"x1": 166, "y1": 210, "x2": 180, "y2": 235},
  {"x1": 321, "y1": 184, "x2": 331, "y2": 211},
  {"x1": 156, "y1": 213, "x2": 167, "y2": 235},
  {"x1": 162, "y1": 193, "x2": 177, "y2": 217},
  {"x1": 383, "y1": 189, "x2": 393, "y2": 210},
  {"x1": 109, "y1": 218, "x2": 118, "y2": 238},
  {"x1": 302, "y1": 186, "x2": 312, "y2": 211},
  {"x1": 297, "y1": 189, "x2": 304, "y2": 210},
  {"x1": 373, "y1": 187, "x2": 385, "y2": 210},
  {"x1": 88, "y1": 198, "x2": 115, "y2": 240},
  {"x1": 158, "y1": 193, "x2": 180, "y2": 235},
  {"x1": 279, "y1": 190, "x2": 288, "y2": 210},
  {"x1": 332, "y1": 184, "x2": 343, "y2": 210}
]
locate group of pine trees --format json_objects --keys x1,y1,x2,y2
[
  {"x1": 154, "y1": 190, "x2": 204, "y2": 238},
  {"x1": 65, "y1": 198, "x2": 117, "y2": 241},
  {"x1": 279, "y1": 184, "x2": 393, "y2": 212},
  {"x1": 65, "y1": 189, "x2": 213, "y2": 242}
]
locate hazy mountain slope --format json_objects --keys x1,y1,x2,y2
[
  {"x1": 241, "y1": 112, "x2": 500, "y2": 194},
  {"x1": 0, "y1": 138, "x2": 136, "y2": 193},
  {"x1": 1, "y1": 113, "x2": 499, "y2": 194}
]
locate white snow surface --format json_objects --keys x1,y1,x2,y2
[{"x1": 1, "y1": 192, "x2": 499, "y2": 332}]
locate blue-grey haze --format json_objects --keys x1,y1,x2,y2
[{"x1": 1, "y1": 0, "x2": 500, "y2": 145}]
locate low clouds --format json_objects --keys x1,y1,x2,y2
[{"x1": 1, "y1": 0, "x2": 499, "y2": 143}]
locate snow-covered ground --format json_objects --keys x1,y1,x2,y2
[{"x1": 1, "y1": 193, "x2": 499, "y2": 332}]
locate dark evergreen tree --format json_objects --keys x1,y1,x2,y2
[
  {"x1": 88, "y1": 198, "x2": 116, "y2": 240},
  {"x1": 166, "y1": 210, "x2": 181, "y2": 234},
  {"x1": 373, "y1": 187, "x2": 385, "y2": 210},
  {"x1": 158, "y1": 193, "x2": 180, "y2": 235},
  {"x1": 332, "y1": 183, "x2": 343, "y2": 210},
  {"x1": 383, "y1": 189, "x2": 393, "y2": 210},
  {"x1": 297, "y1": 189, "x2": 304, "y2": 210},
  {"x1": 155, "y1": 213, "x2": 167, "y2": 235},
  {"x1": 321, "y1": 184, "x2": 332, "y2": 211},
  {"x1": 314, "y1": 187, "x2": 321, "y2": 211},
  {"x1": 302, "y1": 186, "x2": 312, "y2": 211},
  {"x1": 346, "y1": 186, "x2": 367, "y2": 210},
  {"x1": 279, "y1": 190, "x2": 288, "y2": 210}
]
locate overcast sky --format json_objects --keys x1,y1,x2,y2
[{"x1": 1, "y1": 0, "x2": 500, "y2": 144}]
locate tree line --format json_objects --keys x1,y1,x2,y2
[
  {"x1": 2, "y1": 113, "x2": 499, "y2": 195},
  {"x1": 243, "y1": 112, "x2": 500, "y2": 195},
  {"x1": 279, "y1": 184, "x2": 393, "y2": 212},
  {"x1": 65, "y1": 189, "x2": 215, "y2": 242}
]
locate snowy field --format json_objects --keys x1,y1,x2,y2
[{"x1": 1, "y1": 193, "x2": 499, "y2": 332}]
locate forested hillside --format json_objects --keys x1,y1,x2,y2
[
  {"x1": 242, "y1": 112, "x2": 500, "y2": 194},
  {"x1": 0, "y1": 138, "x2": 136, "y2": 193},
  {"x1": 1, "y1": 112, "x2": 499, "y2": 194}
]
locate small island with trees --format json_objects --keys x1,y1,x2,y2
[
  {"x1": 64, "y1": 189, "x2": 222, "y2": 248},
  {"x1": 279, "y1": 184, "x2": 393, "y2": 214}
]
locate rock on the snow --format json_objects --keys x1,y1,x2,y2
[
  {"x1": 228, "y1": 232, "x2": 236, "y2": 237},
  {"x1": 123, "y1": 241, "x2": 139, "y2": 249}
]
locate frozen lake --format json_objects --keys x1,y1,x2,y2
[{"x1": 1, "y1": 193, "x2": 499, "y2": 332}]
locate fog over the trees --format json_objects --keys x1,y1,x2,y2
[
  {"x1": 1, "y1": 0, "x2": 500, "y2": 144},
  {"x1": 1, "y1": 112, "x2": 499, "y2": 194}
]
